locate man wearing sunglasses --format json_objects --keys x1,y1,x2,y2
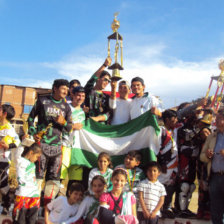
[{"x1": 84, "y1": 57, "x2": 112, "y2": 124}]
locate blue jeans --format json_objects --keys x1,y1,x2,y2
[{"x1": 209, "y1": 173, "x2": 224, "y2": 224}]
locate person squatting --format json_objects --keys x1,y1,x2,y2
[{"x1": 0, "y1": 57, "x2": 223, "y2": 224}]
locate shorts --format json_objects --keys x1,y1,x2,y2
[
  {"x1": 13, "y1": 195, "x2": 40, "y2": 224},
  {"x1": 60, "y1": 146, "x2": 83, "y2": 180}
]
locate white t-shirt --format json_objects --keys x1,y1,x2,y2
[
  {"x1": 16, "y1": 157, "x2": 39, "y2": 198},
  {"x1": 137, "y1": 179, "x2": 166, "y2": 216},
  {"x1": 63, "y1": 196, "x2": 98, "y2": 224},
  {"x1": 130, "y1": 92, "x2": 160, "y2": 120},
  {"x1": 109, "y1": 98, "x2": 131, "y2": 125},
  {"x1": 47, "y1": 196, "x2": 79, "y2": 224}
]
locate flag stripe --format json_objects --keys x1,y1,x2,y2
[
  {"x1": 83, "y1": 110, "x2": 160, "y2": 137},
  {"x1": 69, "y1": 111, "x2": 161, "y2": 168}
]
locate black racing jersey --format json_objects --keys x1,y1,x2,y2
[
  {"x1": 84, "y1": 74, "x2": 112, "y2": 123},
  {"x1": 28, "y1": 95, "x2": 72, "y2": 146}
]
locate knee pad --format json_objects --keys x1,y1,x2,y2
[
  {"x1": 179, "y1": 182, "x2": 190, "y2": 211},
  {"x1": 180, "y1": 182, "x2": 190, "y2": 194},
  {"x1": 44, "y1": 180, "x2": 60, "y2": 200}
]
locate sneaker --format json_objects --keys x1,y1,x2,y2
[
  {"x1": 176, "y1": 210, "x2": 189, "y2": 219},
  {"x1": 177, "y1": 209, "x2": 196, "y2": 219},
  {"x1": 162, "y1": 209, "x2": 175, "y2": 219},
  {"x1": 185, "y1": 209, "x2": 196, "y2": 217},
  {"x1": 172, "y1": 207, "x2": 180, "y2": 215}
]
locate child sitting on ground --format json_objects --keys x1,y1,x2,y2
[
  {"x1": 98, "y1": 168, "x2": 138, "y2": 224},
  {"x1": 137, "y1": 161, "x2": 166, "y2": 224},
  {"x1": 13, "y1": 143, "x2": 41, "y2": 224},
  {"x1": 45, "y1": 182, "x2": 84, "y2": 224},
  {"x1": 63, "y1": 175, "x2": 106, "y2": 224},
  {"x1": 117, "y1": 150, "x2": 144, "y2": 196},
  {"x1": 88, "y1": 152, "x2": 113, "y2": 192}
]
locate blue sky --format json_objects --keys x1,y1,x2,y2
[{"x1": 1, "y1": 0, "x2": 224, "y2": 108}]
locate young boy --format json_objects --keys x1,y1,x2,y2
[
  {"x1": 117, "y1": 150, "x2": 145, "y2": 196},
  {"x1": 44, "y1": 182, "x2": 84, "y2": 224},
  {"x1": 0, "y1": 104, "x2": 20, "y2": 214},
  {"x1": 60, "y1": 86, "x2": 86, "y2": 193},
  {"x1": 137, "y1": 161, "x2": 166, "y2": 224}
]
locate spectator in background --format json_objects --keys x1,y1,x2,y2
[
  {"x1": 66, "y1": 79, "x2": 81, "y2": 104},
  {"x1": 200, "y1": 109, "x2": 224, "y2": 224}
]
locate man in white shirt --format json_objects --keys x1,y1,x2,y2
[
  {"x1": 130, "y1": 77, "x2": 161, "y2": 120},
  {"x1": 109, "y1": 80, "x2": 132, "y2": 125}
]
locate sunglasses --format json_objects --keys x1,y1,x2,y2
[{"x1": 102, "y1": 78, "x2": 110, "y2": 83}]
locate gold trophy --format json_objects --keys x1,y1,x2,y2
[
  {"x1": 36, "y1": 123, "x2": 53, "y2": 140},
  {"x1": 107, "y1": 13, "x2": 123, "y2": 81},
  {"x1": 21, "y1": 116, "x2": 35, "y2": 147}
]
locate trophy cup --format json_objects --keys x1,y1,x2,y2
[
  {"x1": 21, "y1": 116, "x2": 35, "y2": 147},
  {"x1": 209, "y1": 59, "x2": 224, "y2": 109},
  {"x1": 107, "y1": 13, "x2": 123, "y2": 81}
]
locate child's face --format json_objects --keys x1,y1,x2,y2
[
  {"x1": 30, "y1": 152, "x2": 41, "y2": 163},
  {"x1": 124, "y1": 155, "x2": 140, "y2": 169},
  {"x1": 0, "y1": 106, "x2": 6, "y2": 121},
  {"x1": 91, "y1": 179, "x2": 105, "y2": 198},
  {"x1": 111, "y1": 174, "x2": 126, "y2": 191},
  {"x1": 68, "y1": 190, "x2": 83, "y2": 205},
  {"x1": 98, "y1": 156, "x2": 110, "y2": 171},
  {"x1": 0, "y1": 106, "x2": 3, "y2": 119},
  {"x1": 146, "y1": 166, "x2": 160, "y2": 182}
]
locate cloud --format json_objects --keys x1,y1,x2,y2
[
  {"x1": 39, "y1": 40, "x2": 221, "y2": 108},
  {"x1": 0, "y1": 37, "x2": 222, "y2": 109}
]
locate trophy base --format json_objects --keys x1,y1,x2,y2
[
  {"x1": 22, "y1": 137, "x2": 35, "y2": 147},
  {"x1": 111, "y1": 76, "x2": 122, "y2": 81}
]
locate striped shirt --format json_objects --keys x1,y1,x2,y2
[{"x1": 137, "y1": 179, "x2": 166, "y2": 216}]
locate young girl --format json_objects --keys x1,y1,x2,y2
[
  {"x1": 45, "y1": 183, "x2": 84, "y2": 224},
  {"x1": 88, "y1": 152, "x2": 113, "y2": 192},
  {"x1": 98, "y1": 168, "x2": 138, "y2": 224},
  {"x1": 63, "y1": 175, "x2": 106, "y2": 224},
  {"x1": 12, "y1": 143, "x2": 42, "y2": 224}
]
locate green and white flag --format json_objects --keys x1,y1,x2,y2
[{"x1": 70, "y1": 111, "x2": 161, "y2": 168}]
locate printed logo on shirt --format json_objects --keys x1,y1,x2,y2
[
  {"x1": 43, "y1": 100, "x2": 51, "y2": 105},
  {"x1": 46, "y1": 106, "x2": 65, "y2": 117}
]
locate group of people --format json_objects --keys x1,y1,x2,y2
[{"x1": 0, "y1": 56, "x2": 223, "y2": 224}]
